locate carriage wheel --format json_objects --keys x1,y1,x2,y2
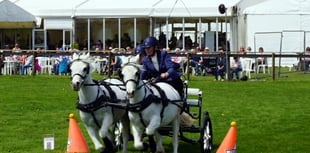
[
  {"x1": 200, "y1": 111, "x2": 212, "y2": 153},
  {"x1": 113, "y1": 122, "x2": 123, "y2": 150}
]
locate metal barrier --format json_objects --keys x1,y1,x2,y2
[{"x1": 1, "y1": 50, "x2": 309, "y2": 80}]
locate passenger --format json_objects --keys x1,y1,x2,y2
[{"x1": 133, "y1": 44, "x2": 145, "y2": 65}]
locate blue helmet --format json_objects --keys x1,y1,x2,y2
[
  {"x1": 143, "y1": 36, "x2": 158, "y2": 48},
  {"x1": 135, "y1": 44, "x2": 145, "y2": 55}
]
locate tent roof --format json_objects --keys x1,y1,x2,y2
[
  {"x1": 13, "y1": 0, "x2": 86, "y2": 17},
  {"x1": 0, "y1": 0, "x2": 36, "y2": 22},
  {"x1": 12, "y1": 0, "x2": 240, "y2": 18},
  {"x1": 148, "y1": 0, "x2": 238, "y2": 17},
  {"x1": 74, "y1": 0, "x2": 239, "y2": 17},
  {"x1": 73, "y1": 0, "x2": 151, "y2": 17},
  {"x1": 243, "y1": 0, "x2": 310, "y2": 15}
]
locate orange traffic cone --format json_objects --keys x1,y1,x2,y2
[
  {"x1": 67, "y1": 113, "x2": 89, "y2": 153},
  {"x1": 216, "y1": 121, "x2": 237, "y2": 153}
]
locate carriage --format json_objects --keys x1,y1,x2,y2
[
  {"x1": 69, "y1": 52, "x2": 212, "y2": 153},
  {"x1": 157, "y1": 80, "x2": 213, "y2": 153}
]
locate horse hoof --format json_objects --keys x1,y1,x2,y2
[
  {"x1": 141, "y1": 142, "x2": 149, "y2": 151},
  {"x1": 100, "y1": 148, "x2": 117, "y2": 153}
]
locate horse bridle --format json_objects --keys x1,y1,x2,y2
[
  {"x1": 70, "y1": 59, "x2": 90, "y2": 82},
  {"x1": 121, "y1": 63, "x2": 145, "y2": 91}
]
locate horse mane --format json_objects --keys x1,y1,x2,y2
[
  {"x1": 121, "y1": 55, "x2": 139, "y2": 66},
  {"x1": 72, "y1": 52, "x2": 94, "y2": 62},
  {"x1": 121, "y1": 62, "x2": 143, "y2": 72},
  {"x1": 72, "y1": 52, "x2": 96, "y2": 72}
]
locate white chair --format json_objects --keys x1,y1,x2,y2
[
  {"x1": 3, "y1": 60, "x2": 20, "y2": 75},
  {"x1": 256, "y1": 57, "x2": 269, "y2": 74},
  {"x1": 94, "y1": 57, "x2": 108, "y2": 74},
  {"x1": 241, "y1": 58, "x2": 255, "y2": 79},
  {"x1": 38, "y1": 57, "x2": 56, "y2": 75}
]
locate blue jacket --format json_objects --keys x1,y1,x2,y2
[{"x1": 141, "y1": 50, "x2": 180, "y2": 81}]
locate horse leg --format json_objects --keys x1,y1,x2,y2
[
  {"x1": 146, "y1": 116, "x2": 160, "y2": 153},
  {"x1": 84, "y1": 125, "x2": 105, "y2": 152},
  {"x1": 131, "y1": 124, "x2": 145, "y2": 150},
  {"x1": 171, "y1": 115, "x2": 180, "y2": 153},
  {"x1": 100, "y1": 114, "x2": 116, "y2": 152},
  {"x1": 155, "y1": 131, "x2": 165, "y2": 153},
  {"x1": 145, "y1": 116, "x2": 161, "y2": 135},
  {"x1": 148, "y1": 135, "x2": 156, "y2": 153},
  {"x1": 120, "y1": 116, "x2": 130, "y2": 153}
]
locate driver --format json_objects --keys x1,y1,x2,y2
[{"x1": 140, "y1": 36, "x2": 184, "y2": 98}]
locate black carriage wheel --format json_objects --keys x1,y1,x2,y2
[{"x1": 200, "y1": 111, "x2": 212, "y2": 153}]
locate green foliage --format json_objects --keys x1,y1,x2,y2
[
  {"x1": 71, "y1": 42, "x2": 79, "y2": 49},
  {"x1": 0, "y1": 72, "x2": 310, "y2": 153}
]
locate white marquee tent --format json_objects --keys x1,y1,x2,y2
[
  {"x1": 11, "y1": 0, "x2": 239, "y2": 18},
  {"x1": 237, "y1": 0, "x2": 310, "y2": 53},
  {"x1": 6, "y1": 0, "x2": 240, "y2": 50},
  {"x1": 235, "y1": 0, "x2": 310, "y2": 69}
]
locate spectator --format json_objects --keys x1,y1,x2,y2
[
  {"x1": 256, "y1": 47, "x2": 265, "y2": 65},
  {"x1": 171, "y1": 48, "x2": 187, "y2": 74},
  {"x1": 168, "y1": 33, "x2": 177, "y2": 50},
  {"x1": 190, "y1": 48, "x2": 202, "y2": 76},
  {"x1": 230, "y1": 56, "x2": 242, "y2": 80},
  {"x1": 214, "y1": 47, "x2": 226, "y2": 81},
  {"x1": 58, "y1": 56, "x2": 70, "y2": 75},
  {"x1": 177, "y1": 34, "x2": 183, "y2": 49},
  {"x1": 303, "y1": 46, "x2": 310, "y2": 70},
  {"x1": 238, "y1": 46, "x2": 246, "y2": 55},
  {"x1": 141, "y1": 36, "x2": 183, "y2": 98},
  {"x1": 199, "y1": 47, "x2": 209, "y2": 75},
  {"x1": 246, "y1": 46, "x2": 253, "y2": 54},
  {"x1": 12, "y1": 43, "x2": 21, "y2": 52},
  {"x1": 110, "y1": 49, "x2": 122, "y2": 75},
  {"x1": 95, "y1": 40, "x2": 103, "y2": 50},
  {"x1": 0, "y1": 53, "x2": 4, "y2": 75},
  {"x1": 112, "y1": 34, "x2": 119, "y2": 48},
  {"x1": 20, "y1": 55, "x2": 33, "y2": 75},
  {"x1": 158, "y1": 32, "x2": 166, "y2": 49},
  {"x1": 185, "y1": 36, "x2": 193, "y2": 49},
  {"x1": 121, "y1": 33, "x2": 131, "y2": 48}
]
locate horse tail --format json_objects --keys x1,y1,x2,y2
[{"x1": 180, "y1": 112, "x2": 196, "y2": 127}]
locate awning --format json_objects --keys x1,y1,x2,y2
[
  {"x1": 0, "y1": 0, "x2": 36, "y2": 28},
  {"x1": 44, "y1": 18, "x2": 73, "y2": 30}
]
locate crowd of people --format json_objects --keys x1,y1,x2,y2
[{"x1": 2, "y1": 35, "x2": 310, "y2": 83}]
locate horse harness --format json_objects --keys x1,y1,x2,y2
[
  {"x1": 76, "y1": 80, "x2": 122, "y2": 128},
  {"x1": 122, "y1": 63, "x2": 184, "y2": 127},
  {"x1": 127, "y1": 81, "x2": 183, "y2": 128}
]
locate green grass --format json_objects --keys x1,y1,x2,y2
[{"x1": 0, "y1": 71, "x2": 310, "y2": 153}]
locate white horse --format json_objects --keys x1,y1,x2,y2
[
  {"x1": 70, "y1": 52, "x2": 129, "y2": 153},
  {"x1": 120, "y1": 63, "x2": 183, "y2": 153}
]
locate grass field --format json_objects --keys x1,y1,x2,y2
[{"x1": 0, "y1": 70, "x2": 310, "y2": 153}]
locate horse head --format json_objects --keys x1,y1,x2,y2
[
  {"x1": 121, "y1": 63, "x2": 142, "y2": 98},
  {"x1": 70, "y1": 52, "x2": 95, "y2": 91}
]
